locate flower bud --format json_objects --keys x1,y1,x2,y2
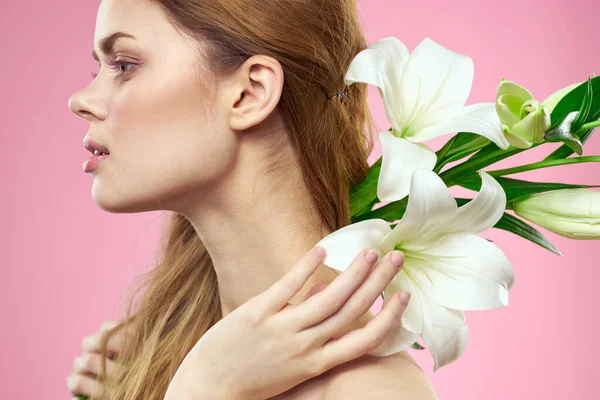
[
  {"x1": 495, "y1": 79, "x2": 551, "y2": 148},
  {"x1": 513, "y1": 189, "x2": 600, "y2": 239}
]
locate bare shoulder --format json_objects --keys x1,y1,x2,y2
[{"x1": 320, "y1": 350, "x2": 439, "y2": 400}]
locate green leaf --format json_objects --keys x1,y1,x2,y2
[
  {"x1": 571, "y1": 78, "x2": 594, "y2": 132},
  {"x1": 458, "y1": 175, "x2": 600, "y2": 203},
  {"x1": 434, "y1": 132, "x2": 490, "y2": 173},
  {"x1": 544, "y1": 76, "x2": 600, "y2": 160},
  {"x1": 456, "y1": 198, "x2": 562, "y2": 256},
  {"x1": 483, "y1": 156, "x2": 600, "y2": 177},
  {"x1": 543, "y1": 79, "x2": 594, "y2": 156},
  {"x1": 411, "y1": 341, "x2": 425, "y2": 350},
  {"x1": 353, "y1": 196, "x2": 408, "y2": 223},
  {"x1": 549, "y1": 76, "x2": 600, "y2": 131},
  {"x1": 494, "y1": 211, "x2": 563, "y2": 256},
  {"x1": 434, "y1": 133, "x2": 459, "y2": 164},
  {"x1": 438, "y1": 141, "x2": 532, "y2": 187},
  {"x1": 350, "y1": 157, "x2": 382, "y2": 218}
]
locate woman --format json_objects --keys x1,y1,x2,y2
[{"x1": 67, "y1": 0, "x2": 439, "y2": 398}]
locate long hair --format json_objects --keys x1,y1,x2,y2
[{"x1": 96, "y1": 1, "x2": 377, "y2": 398}]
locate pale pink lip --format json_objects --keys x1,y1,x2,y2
[
  {"x1": 83, "y1": 136, "x2": 110, "y2": 155},
  {"x1": 83, "y1": 153, "x2": 109, "y2": 173}
]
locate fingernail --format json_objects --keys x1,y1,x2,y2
[
  {"x1": 365, "y1": 249, "x2": 378, "y2": 263},
  {"x1": 314, "y1": 246, "x2": 325, "y2": 258},
  {"x1": 391, "y1": 251, "x2": 404, "y2": 268},
  {"x1": 399, "y1": 291, "x2": 410, "y2": 305}
]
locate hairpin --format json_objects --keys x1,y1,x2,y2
[{"x1": 325, "y1": 84, "x2": 349, "y2": 103}]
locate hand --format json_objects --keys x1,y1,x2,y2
[
  {"x1": 165, "y1": 246, "x2": 410, "y2": 400},
  {"x1": 67, "y1": 320, "x2": 131, "y2": 400}
]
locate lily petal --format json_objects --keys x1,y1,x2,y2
[
  {"x1": 407, "y1": 232, "x2": 515, "y2": 311},
  {"x1": 446, "y1": 170, "x2": 506, "y2": 235},
  {"x1": 504, "y1": 127, "x2": 534, "y2": 149},
  {"x1": 397, "y1": 37, "x2": 474, "y2": 132},
  {"x1": 315, "y1": 219, "x2": 391, "y2": 272},
  {"x1": 496, "y1": 94, "x2": 521, "y2": 127},
  {"x1": 419, "y1": 293, "x2": 469, "y2": 372},
  {"x1": 344, "y1": 37, "x2": 409, "y2": 131},
  {"x1": 384, "y1": 270, "x2": 424, "y2": 334},
  {"x1": 496, "y1": 79, "x2": 534, "y2": 105},
  {"x1": 368, "y1": 272, "x2": 422, "y2": 356},
  {"x1": 368, "y1": 36, "x2": 410, "y2": 83},
  {"x1": 380, "y1": 168, "x2": 457, "y2": 252},
  {"x1": 410, "y1": 103, "x2": 510, "y2": 150},
  {"x1": 509, "y1": 105, "x2": 551, "y2": 146},
  {"x1": 367, "y1": 323, "x2": 421, "y2": 357},
  {"x1": 377, "y1": 131, "x2": 437, "y2": 203}
]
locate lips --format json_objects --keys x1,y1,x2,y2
[{"x1": 83, "y1": 137, "x2": 110, "y2": 155}]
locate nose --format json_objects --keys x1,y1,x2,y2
[{"x1": 68, "y1": 86, "x2": 106, "y2": 122}]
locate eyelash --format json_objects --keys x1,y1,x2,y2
[{"x1": 90, "y1": 59, "x2": 137, "y2": 81}]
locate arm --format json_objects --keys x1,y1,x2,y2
[{"x1": 322, "y1": 352, "x2": 439, "y2": 400}]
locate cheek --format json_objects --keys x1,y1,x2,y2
[
  {"x1": 110, "y1": 72, "x2": 214, "y2": 165},
  {"x1": 106, "y1": 76, "x2": 235, "y2": 204},
  {"x1": 110, "y1": 77, "x2": 182, "y2": 133}
]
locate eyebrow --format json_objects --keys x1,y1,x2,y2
[{"x1": 92, "y1": 32, "x2": 137, "y2": 63}]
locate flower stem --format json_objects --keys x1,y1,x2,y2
[{"x1": 576, "y1": 119, "x2": 600, "y2": 133}]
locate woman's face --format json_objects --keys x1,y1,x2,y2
[{"x1": 69, "y1": 0, "x2": 237, "y2": 213}]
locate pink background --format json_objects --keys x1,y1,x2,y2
[{"x1": 1, "y1": 0, "x2": 598, "y2": 398}]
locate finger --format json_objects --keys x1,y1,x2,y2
[
  {"x1": 82, "y1": 326, "x2": 131, "y2": 358},
  {"x1": 99, "y1": 321, "x2": 124, "y2": 359},
  {"x1": 258, "y1": 246, "x2": 327, "y2": 314},
  {"x1": 308, "y1": 250, "x2": 404, "y2": 340},
  {"x1": 74, "y1": 353, "x2": 123, "y2": 380},
  {"x1": 302, "y1": 282, "x2": 329, "y2": 302},
  {"x1": 100, "y1": 320, "x2": 119, "y2": 331},
  {"x1": 286, "y1": 248, "x2": 380, "y2": 331},
  {"x1": 66, "y1": 373, "x2": 105, "y2": 398},
  {"x1": 279, "y1": 282, "x2": 329, "y2": 313},
  {"x1": 315, "y1": 290, "x2": 409, "y2": 374}
]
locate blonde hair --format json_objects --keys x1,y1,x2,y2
[{"x1": 96, "y1": 0, "x2": 376, "y2": 398}]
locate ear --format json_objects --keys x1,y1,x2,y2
[{"x1": 227, "y1": 55, "x2": 284, "y2": 131}]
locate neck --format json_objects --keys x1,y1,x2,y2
[{"x1": 178, "y1": 135, "x2": 337, "y2": 317}]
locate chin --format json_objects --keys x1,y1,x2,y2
[{"x1": 91, "y1": 185, "x2": 159, "y2": 214}]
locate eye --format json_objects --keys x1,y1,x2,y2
[{"x1": 90, "y1": 60, "x2": 138, "y2": 80}]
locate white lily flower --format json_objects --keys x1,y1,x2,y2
[
  {"x1": 344, "y1": 37, "x2": 510, "y2": 202},
  {"x1": 315, "y1": 169, "x2": 515, "y2": 371}
]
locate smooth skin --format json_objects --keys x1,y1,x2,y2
[
  {"x1": 165, "y1": 247, "x2": 410, "y2": 400},
  {"x1": 67, "y1": 247, "x2": 412, "y2": 400}
]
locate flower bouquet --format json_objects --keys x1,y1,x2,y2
[{"x1": 315, "y1": 37, "x2": 600, "y2": 372}]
